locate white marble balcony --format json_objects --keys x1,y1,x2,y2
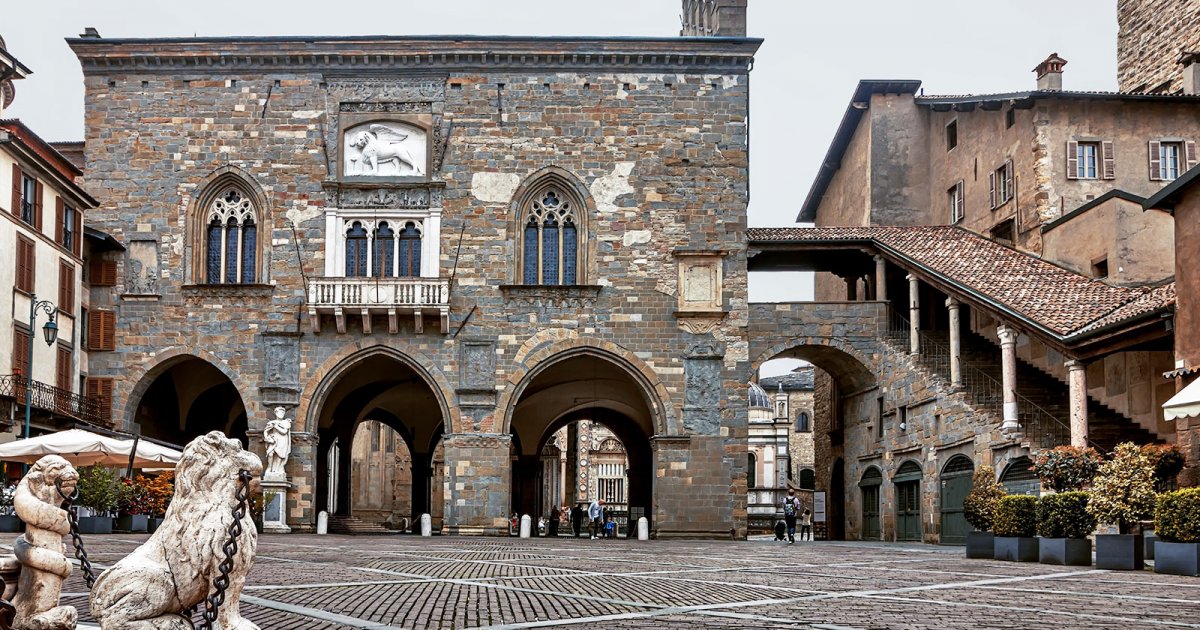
[{"x1": 306, "y1": 276, "x2": 450, "y2": 334}]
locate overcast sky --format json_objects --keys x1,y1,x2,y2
[{"x1": 2, "y1": 0, "x2": 1120, "y2": 376}]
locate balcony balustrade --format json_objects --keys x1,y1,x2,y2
[{"x1": 306, "y1": 276, "x2": 450, "y2": 334}]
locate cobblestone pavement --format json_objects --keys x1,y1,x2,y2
[{"x1": 48, "y1": 534, "x2": 1200, "y2": 629}]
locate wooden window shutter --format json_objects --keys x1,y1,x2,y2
[
  {"x1": 55, "y1": 346, "x2": 71, "y2": 392},
  {"x1": 55, "y1": 197, "x2": 65, "y2": 244},
  {"x1": 1004, "y1": 160, "x2": 1014, "y2": 201},
  {"x1": 89, "y1": 310, "x2": 115, "y2": 351},
  {"x1": 72, "y1": 209, "x2": 82, "y2": 257},
  {"x1": 957, "y1": 181, "x2": 965, "y2": 220},
  {"x1": 988, "y1": 171, "x2": 996, "y2": 208},
  {"x1": 33, "y1": 180, "x2": 43, "y2": 231},
  {"x1": 1186, "y1": 140, "x2": 1198, "y2": 171},
  {"x1": 1101, "y1": 141, "x2": 1116, "y2": 179},
  {"x1": 86, "y1": 377, "x2": 114, "y2": 423},
  {"x1": 59, "y1": 261, "x2": 75, "y2": 313},
  {"x1": 1066, "y1": 141, "x2": 1078, "y2": 180},
  {"x1": 89, "y1": 258, "x2": 117, "y2": 287},
  {"x1": 1149, "y1": 140, "x2": 1162, "y2": 180},
  {"x1": 9, "y1": 164, "x2": 20, "y2": 216},
  {"x1": 15, "y1": 236, "x2": 34, "y2": 293},
  {"x1": 12, "y1": 327, "x2": 30, "y2": 377}
]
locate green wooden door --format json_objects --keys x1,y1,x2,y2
[
  {"x1": 939, "y1": 456, "x2": 974, "y2": 545},
  {"x1": 861, "y1": 485, "x2": 880, "y2": 540},
  {"x1": 895, "y1": 480, "x2": 921, "y2": 541}
]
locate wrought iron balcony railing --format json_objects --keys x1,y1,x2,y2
[{"x1": 0, "y1": 374, "x2": 103, "y2": 425}]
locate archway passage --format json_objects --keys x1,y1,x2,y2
[
  {"x1": 132, "y1": 356, "x2": 247, "y2": 448},
  {"x1": 314, "y1": 352, "x2": 446, "y2": 529},
  {"x1": 509, "y1": 353, "x2": 656, "y2": 535}
]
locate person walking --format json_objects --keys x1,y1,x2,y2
[
  {"x1": 588, "y1": 498, "x2": 604, "y2": 539},
  {"x1": 782, "y1": 489, "x2": 802, "y2": 544},
  {"x1": 800, "y1": 508, "x2": 813, "y2": 541},
  {"x1": 549, "y1": 506, "x2": 560, "y2": 537},
  {"x1": 570, "y1": 504, "x2": 583, "y2": 538}
]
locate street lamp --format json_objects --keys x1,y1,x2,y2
[{"x1": 24, "y1": 295, "x2": 58, "y2": 440}]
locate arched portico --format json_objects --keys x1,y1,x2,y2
[{"x1": 123, "y1": 351, "x2": 250, "y2": 449}]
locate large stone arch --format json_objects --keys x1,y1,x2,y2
[
  {"x1": 751, "y1": 336, "x2": 880, "y2": 391},
  {"x1": 496, "y1": 338, "x2": 674, "y2": 437},
  {"x1": 299, "y1": 341, "x2": 459, "y2": 436},
  {"x1": 119, "y1": 347, "x2": 254, "y2": 433}
]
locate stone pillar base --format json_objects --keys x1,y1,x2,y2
[{"x1": 261, "y1": 479, "x2": 292, "y2": 534}]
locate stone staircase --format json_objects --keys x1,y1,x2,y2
[{"x1": 328, "y1": 515, "x2": 398, "y2": 535}]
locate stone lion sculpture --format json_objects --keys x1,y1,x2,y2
[
  {"x1": 12, "y1": 454, "x2": 78, "y2": 630},
  {"x1": 90, "y1": 431, "x2": 263, "y2": 630}
]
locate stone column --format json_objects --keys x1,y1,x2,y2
[
  {"x1": 907, "y1": 274, "x2": 920, "y2": 355},
  {"x1": 997, "y1": 324, "x2": 1020, "y2": 432},
  {"x1": 1066, "y1": 360, "x2": 1088, "y2": 447},
  {"x1": 442, "y1": 433, "x2": 512, "y2": 535},
  {"x1": 875, "y1": 255, "x2": 887, "y2": 301},
  {"x1": 947, "y1": 297, "x2": 962, "y2": 388}
]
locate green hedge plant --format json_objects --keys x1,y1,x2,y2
[
  {"x1": 76, "y1": 466, "x2": 120, "y2": 514},
  {"x1": 963, "y1": 465, "x2": 1005, "y2": 532},
  {"x1": 1155, "y1": 488, "x2": 1200, "y2": 543},
  {"x1": 1036, "y1": 491, "x2": 1096, "y2": 539},
  {"x1": 1032, "y1": 446, "x2": 1102, "y2": 492},
  {"x1": 994, "y1": 495, "x2": 1038, "y2": 538},
  {"x1": 1088, "y1": 442, "x2": 1157, "y2": 534}
]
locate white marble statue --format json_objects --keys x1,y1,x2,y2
[
  {"x1": 12, "y1": 454, "x2": 79, "y2": 630},
  {"x1": 90, "y1": 431, "x2": 263, "y2": 630},
  {"x1": 346, "y1": 123, "x2": 425, "y2": 176},
  {"x1": 263, "y1": 406, "x2": 292, "y2": 481}
]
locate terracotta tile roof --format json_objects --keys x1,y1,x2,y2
[{"x1": 747, "y1": 226, "x2": 1174, "y2": 338}]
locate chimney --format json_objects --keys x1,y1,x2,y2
[
  {"x1": 1033, "y1": 53, "x2": 1067, "y2": 91},
  {"x1": 1181, "y1": 51, "x2": 1200, "y2": 95},
  {"x1": 79, "y1": 27, "x2": 101, "y2": 39},
  {"x1": 680, "y1": 0, "x2": 747, "y2": 37}
]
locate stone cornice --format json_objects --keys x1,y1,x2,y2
[{"x1": 67, "y1": 36, "x2": 761, "y2": 75}]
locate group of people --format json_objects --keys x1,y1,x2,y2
[
  {"x1": 512, "y1": 498, "x2": 619, "y2": 538},
  {"x1": 776, "y1": 488, "x2": 812, "y2": 544}
]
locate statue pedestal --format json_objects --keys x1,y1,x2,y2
[{"x1": 260, "y1": 479, "x2": 292, "y2": 534}]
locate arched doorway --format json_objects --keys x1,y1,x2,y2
[
  {"x1": 859, "y1": 466, "x2": 882, "y2": 540},
  {"x1": 508, "y1": 352, "x2": 658, "y2": 536},
  {"x1": 311, "y1": 350, "x2": 447, "y2": 530},
  {"x1": 129, "y1": 356, "x2": 248, "y2": 448},
  {"x1": 894, "y1": 460, "x2": 922, "y2": 542},
  {"x1": 1000, "y1": 456, "x2": 1039, "y2": 496},
  {"x1": 939, "y1": 455, "x2": 975, "y2": 545},
  {"x1": 798, "y1": 468, "x2": 815, "y2": 490}
]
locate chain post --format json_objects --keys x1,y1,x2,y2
[
  {"x1": 199, "y1": 469, "x2": 252, "y2": 630},
  {"x1": 56, "y1": 478, "x2": 96, "y2": 589}
]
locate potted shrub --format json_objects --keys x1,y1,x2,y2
[
  {"x1": 1037, "y1": 492, "x2": 1095, "y2": 566},
  {"x1": 1032, "y1": 446, "x2": 1102, "y2": 493},
  {"x1": 114, "y1": 477, "x2": 152, "y2": 532},
  {"x1": 993, "y1": 495, "x2": 1039, "y2": 561},
  {"x1": 962, "y1": 465, "x2": 1004, "y2": 559},
  {"x1": 1142, "y1": 444, "x2": 1185, "y2": 560},
  {"x1": 0, "y1": 483, "x2": 21, "y2": 532},
  {"x1": 1088, "y1": 442, "x2": 1156, "y2": 570},
  {"x1": 141, "y1": 472, "x2": 173, "y2": 533},
  {"x1": 1153, "y1": 487, "x2": 1200, "y2": 576},
  {"x1": 76, "y1": 466, "x2": 118, "y2": 534}
]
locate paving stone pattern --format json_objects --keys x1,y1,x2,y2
[{"x1": 47, "y1": 534, "x2": 1200, "y2": 629}]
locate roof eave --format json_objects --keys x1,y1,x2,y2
[{"x1": 1143, "y1": 163, "x2": 1200, "y2": 214}]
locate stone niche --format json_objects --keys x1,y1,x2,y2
[
  {"x1": 340, "y1": 118, "x2": 430, "y2": 180},
  {"x1": 673, "y1": 250, "x2": 727, "y2": 335},
  {"x1": 124, "y1": 239, "x2": 160, "y2": 296}
]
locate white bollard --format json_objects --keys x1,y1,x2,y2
[
  {"x1": 317, "y1": 511, "x2": 328, "y2": 535},
  {"x1": 519, "y1": 514, "x2": 532, "y2": 538},
  {"x1": 420, "y1": 513, "x2": 432, "y2": 536},
  {"x1": 637, "y1": 517, "x2": 649, "y2": 541}
]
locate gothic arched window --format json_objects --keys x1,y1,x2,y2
[
  {"x1": 345, "y1": 221, "x2": 369, "y2": 277},
  {"x1": 398, "y1": 221, "x2": 422, "y2": 277},
  {"x1": 521, "y1": 187, "x2": 579, "y2": 285},
  {"x1": 204, "y1": 188, "x2": 258, "y2": 284},
  {"x1": 373, "y1": 222, "x2": 395, "y2": 278}
]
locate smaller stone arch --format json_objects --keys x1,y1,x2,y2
[
  {"x1": 750, "y1": 338, "x2": 878, "y2": 392},
  {"x1": 118, "y1": 347, "x2": 254, "y2": 433},
  {"x1": 507, "y1": 165, "x2": 596, "y2": 285},
  {"x1": 184, "y1": 165, "x2": 272, "y2": 285}
]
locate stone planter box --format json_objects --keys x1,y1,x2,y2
[
  {"x1": 0, "y1": 516, "x2": 22, "y2": 533},
  {"x1": 1039, "y1": 537, "x2": 1091, "y2": 566},
  {"x1": 1154, "y1": 541, "x2": 1200, "y2": 577},
  {"x1": 994, "y1": 536, "x2": 1039, "y2": 562},
  {"x1": 1144, "y1": 530, "x2": 1157, "y2": 561},
  {"x1": 115, "y1": 514, "x2": 149, "y2": 533},
  {"x1": 966, "y1": 532, "x2": 994, "y2": 559},
  {"x1": 147, "y1": 517, "x2": 164, "y2": 534},
  {"x1": 77, "y1": 516, "x2": 112, "y2": 535},
  {"x1": 1095, "y1": 534, "x2": 1144, "y2": 570}
]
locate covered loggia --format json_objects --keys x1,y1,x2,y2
[
  {"x1": 507, "y1": 352, "x2": 656, "y2": 529},
  {"x1": 129, "y1": 355, "x2": 248, "y2": 448},
  {"x1": 312, "y1": 350, "x2": 447, "y2": 529}
]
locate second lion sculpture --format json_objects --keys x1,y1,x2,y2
[{"x1": 90, "y1": 431, "x2": 263, "y2": 630}]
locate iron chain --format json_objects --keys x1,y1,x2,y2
[
  {"x1": 56, "y1": 479, "x2": 96, "y2": 589},
  {"x1": 200, "y1": 469, "x2": 252, "y2": 630}
]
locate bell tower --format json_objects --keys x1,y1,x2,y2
[{"x1": 680, "y1": 0, "x2": 748, "y2": 37}]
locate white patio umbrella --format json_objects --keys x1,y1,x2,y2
[{"x1": 0, "y1": 429, "x2": 181, "y2": 468}]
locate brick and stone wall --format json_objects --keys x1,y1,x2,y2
[
  {"x1": 72, "y1": 35, "x2": 759, "y2": 537},
  {"x1": 1118, "y1": 0, "x2": 1200, "y2": 94}
]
